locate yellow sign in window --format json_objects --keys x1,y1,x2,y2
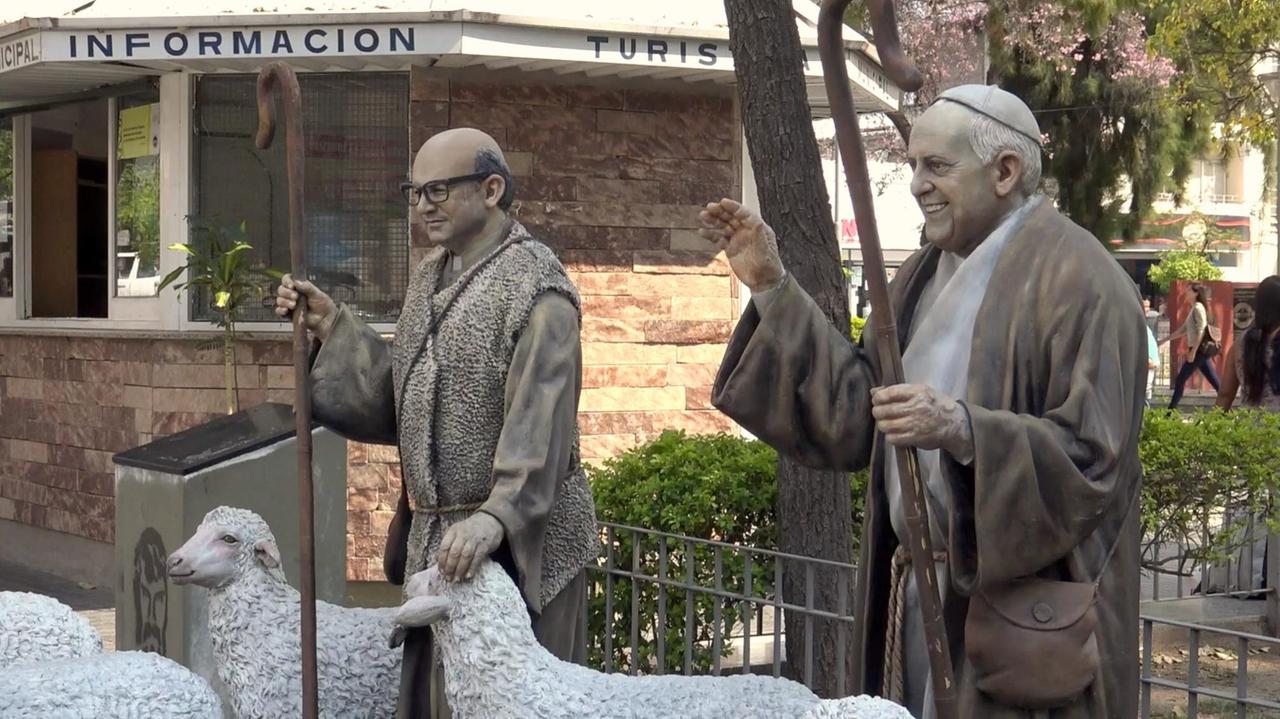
[{"x1": 118, "y1": 104, "x2": 158, "y2": 160}]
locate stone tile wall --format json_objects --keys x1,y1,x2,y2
[{"x1": 0, "y1": 334, "x2": 295, "y2": 545}]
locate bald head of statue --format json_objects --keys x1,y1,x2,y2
[
  {"x1": 906, "y1": 84, "x2": 1042, "y2": 256},
  {"x1": 409, "y1": 127, "x2": 515, "y2": 252}
]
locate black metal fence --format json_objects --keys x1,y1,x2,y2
[{"x1": 581, "y1": 521, "x2": 1279, "y2": 718}]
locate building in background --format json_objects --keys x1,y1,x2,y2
[{"x1": 1113, "y1": 140, "x2": 1278, "y2": 302}]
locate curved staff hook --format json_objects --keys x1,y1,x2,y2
[
  {"x1": 817, "y1": 3, "x2": 956, "y2": 718},
  {"x1": 255, "y1": 61, "x2": 320, "y2": 719}
]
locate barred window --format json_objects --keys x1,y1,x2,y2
[
  {"x1": 192, "y1": 73, "x2": 409, "y2": 323},
  {"x1": 0, "y1": 118, "x2": 12, "y2": 298}
]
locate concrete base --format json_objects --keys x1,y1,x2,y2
[{"x1": 0, "y1": 519, "x2": 114, "y2": 590}]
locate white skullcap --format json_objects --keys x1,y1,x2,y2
[{"x1": 932, "y1": 85, "x2": 1041, "y2": 146}]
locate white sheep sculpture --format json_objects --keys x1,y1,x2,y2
[
  {"x1": 392, "y1": 559, "x2": 913, "y2": 719},
  {"x1": 0, "y1": 590, "x2": 103, "y2": 670},
  {"x1": 167, "y1": 506, "x2": 401, "y2": 719},
  {"x1": 0, "y1": 649, "x2": 223, "y2": 718}
]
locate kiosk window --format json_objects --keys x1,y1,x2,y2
[{"x1": 192, "y1": 73, "x2": 409, "y2": 324}]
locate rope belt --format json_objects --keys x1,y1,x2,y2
[
  {"x1": 408, "y1": 499, "x2": 485, "y2": 516},
  {"x1": 882, "y1": 544, "x2": 948, "y2": 704}
]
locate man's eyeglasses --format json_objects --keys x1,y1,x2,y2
[{"x1": 400, "y1": 172, "x2": 491, "y2": 206}]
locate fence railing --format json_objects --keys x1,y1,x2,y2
[
  {"x1": 584, "y1": 522, "x2": 859, "y2": 694},
  {"x1": 581, "y1": 522, "x2": 1278, "y2": 719},
  {"x1": 1139, "y1": 616, "x2": 1280, "y2": 718},
  {"x1": 1141, "y1": 504, "x2": 1278, "y2": 609}
]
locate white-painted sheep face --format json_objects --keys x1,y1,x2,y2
[{"x1": 167, "y1": 507, "x2": 282, "y2": 589}]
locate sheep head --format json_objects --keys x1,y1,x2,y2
[
  {"x1": 389, "y1": 558, "x2": 532, "y2": 649},
  {"x1": 168, "y1": 506, "x2": 284, "y2": 589}
]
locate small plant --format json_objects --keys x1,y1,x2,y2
[
  {"x1": 1146, "y1": 212, "x2": 1232, "y2": 293},
  {"x1": 1147, "y1": 250, "x2": 1224, "y2": 294},
  {"x1": 159, "y1": 218, "x2": 283, "y2": 415}
]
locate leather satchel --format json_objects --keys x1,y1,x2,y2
[
  {"x1": 965, "y1": 576, "x2": 1101, "y2": 709},
  {"x1": 964, "y1": 493, "x2": 1135, "y2": 709}
]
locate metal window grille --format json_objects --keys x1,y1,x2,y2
[
  {"x1": 191, "y1": 72, "x2": 409, "y2": 323},
  {"x1": 0, "y1": 118, "x2": 12, "y2": 298}
]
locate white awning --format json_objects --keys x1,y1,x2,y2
[{"x1": 0, "y1": 2, "x2": 900, "y2": 115}]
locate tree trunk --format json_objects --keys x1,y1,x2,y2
[{"x1": 723, "y1": 0, "x2": 857, "y2": 698}]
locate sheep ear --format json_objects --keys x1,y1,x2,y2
[
  {"x1": 253, "y1": 539, "x2": 281, "y2": 569},
  {"x1": 405, "y1": 568, "x2": 436, "y2": 598},
  {"x1": 394, "y1": 595, "x2": 452, "y2": 629}
]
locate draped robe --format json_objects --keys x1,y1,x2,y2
[{"x1": 712, "y1": 200, "x2": 1145, "y2": 718}]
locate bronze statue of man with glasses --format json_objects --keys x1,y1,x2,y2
[{"x1": 275, "y1": 127, "x2": 598, "y2": 719}]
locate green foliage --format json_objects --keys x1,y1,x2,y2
[
  {"x1": 1146, "y1": 250, "x2": 1224, "y2": 293},
  {"x1": 116, "y1": 157, "x2": 161, "y2": 271},
  {"x1": 583, "y1": 411, "x2": 1280, "y2": 674},
  {"x1": 160, "y1": 217, "x2": 283, "y2": 413},
  {"x1": 1139, "y1": 409, "x2": 1280, "y2": 576},
  {"x1": 987, "y1": 3, "x2": 1210, "y2": 242},
  {"x1": 1145, "y1": 0, "x2": 1280, "y2": 147},
  {"x1": 587, "y1": 430, "x2": 866, "y2": 673},
  {"x1": 1145, "y1": 210, "x2": 1233, "y2": 292},
  {"x1": 851, "y1": 315, "x2": 867, "y2": 343}
]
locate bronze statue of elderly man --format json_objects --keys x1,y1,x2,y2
[
  {"x1": 702, "y1": 85, "x2": 1144, "y2": 718},
  {"x1": 276, "y1": 127, "x2": 597, "y2": 719}
]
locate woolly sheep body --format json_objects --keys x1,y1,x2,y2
[
  {"x1": 0, "y1": 650, "x2": 222, "y2": 718},
  {"x1": 170, "y1": 506, "x2": 401, "y2": 719},
  {"x1": 801, "y1": 696, "x2": 918, "y2": 719},
  {"x1": 0, "y1": 591, "x2": 103, "y2": 670},
  {"x1": 399, "y1": 561, "x2": 911, "y2": 719}
]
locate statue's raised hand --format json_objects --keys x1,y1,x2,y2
[{"x1": 698, "y1": 198, "x2": 785, "y2": 293}]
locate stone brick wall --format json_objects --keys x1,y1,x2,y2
[
  {"x1": 0, "y1": 71, "x2": 743, "y2": 584},
  {"x1": 407, "y1": 68, "x2": 741, "y2": 461},
  {"x1": 0, "y1": 333, "x2": 296, "y2": 545}
]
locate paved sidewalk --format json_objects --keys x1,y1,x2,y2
[{"x1": 0, "y1": 559, "x2": 116, "y2": 651}]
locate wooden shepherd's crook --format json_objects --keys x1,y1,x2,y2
[
  {"x1": 817, "y1": 2, "x2": 957, "y2": 717},
  {"x1": 255, "y1": 62, "x2": 320, "y2": 719}
]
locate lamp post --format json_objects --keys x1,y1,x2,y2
[{"x1": 1264, "y1": 69, "x2": 1280, "y2": 275}]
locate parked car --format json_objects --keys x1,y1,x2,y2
[{"x1": 116, "y1": 251, "x2": 160, "y2": 297}]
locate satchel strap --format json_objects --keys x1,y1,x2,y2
[{"x1": 1091, "y1": 485, "x2": 1140, "y2": 589}]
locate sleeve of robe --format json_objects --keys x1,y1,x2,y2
[
  {"x1": 308, "y1": 304, "x2": 398, "y2": 445},
  {"x1": 478, "y1": 291, "x2": 582, "y2": 600},
  {"x1": 941, "y1": 275, "x2": 1145, "y2": 590},
  {"x1": 712, "y1": 274, "x2": 878, "y2": 472}
]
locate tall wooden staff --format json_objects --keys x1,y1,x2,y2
[
  {"x1": 255, "y1": 62, "x2": 319, "y2": 719},
  {"x1": 817, "y1": 2, "x2": 957, "y2": 717}
]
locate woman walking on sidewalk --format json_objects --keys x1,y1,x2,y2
[{"x1": 1162, "y1": 283, "x2": 1221, "y2": 409}]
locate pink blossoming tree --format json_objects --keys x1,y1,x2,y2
[{"x1": 850, "y1": 0, "x2": 1203, "y2": 242}]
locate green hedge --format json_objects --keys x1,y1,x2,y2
[
  {"x1": 1140, "y1": 408, "x2": 1280, "y2": 570},
  {"x1": 587, "y1": 410, "x2": 1280, "y2": 674},
  {"x1": 587, "y1": 430, "x2": 865, "y2": 673}
]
